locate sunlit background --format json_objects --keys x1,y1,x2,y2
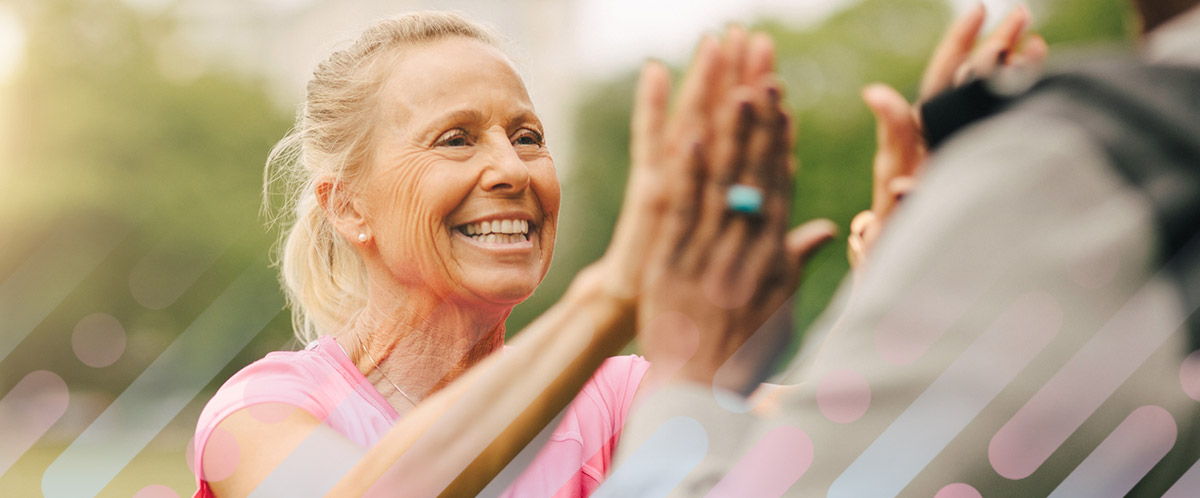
[{"x1": 0, "y1": 0, "x2": 1135, "y2": 495}]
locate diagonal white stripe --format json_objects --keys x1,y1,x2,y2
[{"x1": 41, "y1": 261, "x2": 282, "y2": 497}]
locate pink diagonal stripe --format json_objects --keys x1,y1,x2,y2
[
  {"x1": 989, "y1": 277, "x2": 1186, "y2": 480},
  {"x1": 0, "y1": 371, "x2": 69, "y2": 476},
  {"x1": 705, "y1": 425, "x2": 813, "y2": 498}
]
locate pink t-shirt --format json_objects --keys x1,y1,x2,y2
[{"x1": 192, "y1": 336, "x2": 648, "y2": 497}]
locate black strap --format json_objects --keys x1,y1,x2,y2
[{"x1": 921, "y1": 78, "x2": 1012, "y2": 150}]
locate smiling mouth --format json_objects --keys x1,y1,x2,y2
[{"x1": 455, "y1": 219, "x2": 532, "y2": 244}]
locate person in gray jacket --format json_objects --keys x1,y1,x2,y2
[{"x1": 611, "y1": 1, "x2": 1200, "y2": 496}]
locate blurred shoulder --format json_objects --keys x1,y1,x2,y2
[{"x1": 196, "y1": 339, "x2": 348, "y2": 435}]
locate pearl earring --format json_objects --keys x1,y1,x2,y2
[{"x1": 358, "y1": 233, "x2": 368, "y2": 243}]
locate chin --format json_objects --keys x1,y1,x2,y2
[{"x1": 460, "y1": 276, "x2": 542, "y2": 308}]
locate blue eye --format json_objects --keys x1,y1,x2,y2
[
  {"x1": 437, "y1": 129, "x2": 471, "y2": 147},
  {"x1": 513, "y1": 129, "x2": 544, "y2": 146}
]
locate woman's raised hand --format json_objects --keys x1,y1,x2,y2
[
  {"x1": 596, "y1": 24, "x2": 790, "y2": 300},
  {"x1": 849, "y1": 4, "x2": 1048, "y2": 269},
  {"x1": 632, "y1": 29, "x2": 835, "y2": 395}
]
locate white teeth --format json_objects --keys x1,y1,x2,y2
[{"x1": 459, "y1": 218, "x2": 531, "y2": 237}]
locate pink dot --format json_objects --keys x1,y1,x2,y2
[
  {"x1": 201, "y1": 426, "x2": 240, "y2": 482},
  {"x1": 1182, "y1": 350, "x2": 1200, "y2": 402},
  {"x1": 72, "y1": 313, "x2": 126, "y2": 368},
  {"x1": 935, "y1": 483, "x2": 982, "y2": 498},
  {"x1": 817, "y1": 369, "x2": 871, "y2": 423},
  {"x1": 133, "y1": 485, "x2": 179, "y2": 498},
  {"x1": 0, "y1": 371, "x2": 69, "y2": 476}
]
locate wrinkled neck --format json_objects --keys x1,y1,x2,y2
[{"x1": 343, "y1": 280, "x2": 509, "y2": 407}]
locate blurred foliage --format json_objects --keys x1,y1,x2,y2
[
  {"x1": 1, "y1": 0, "x2": 292, "y2": 493},
  {"x1": 1, "y1": 0, "x2": 293, "y2": 387},
  {"x1": 1033, "y1": 0, "x2": 1137, "y2": 44},
  {"x1": 0, "y1": 0, "x2": 1138, "y2": 494}
]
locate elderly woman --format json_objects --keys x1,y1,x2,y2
[{"x1": 191, "y1": 11, "x2": 809, "y2": 497}]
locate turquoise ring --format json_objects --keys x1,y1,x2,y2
[{"x1": 726, "y1": 184, "x2": 765, "y2": 215}]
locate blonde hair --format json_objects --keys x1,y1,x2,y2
[{"x1": 264, "y1": 12, "x2": 501, "y2": 344}]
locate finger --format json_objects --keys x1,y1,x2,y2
[
  {"x1": 733, "y1": 90, "x2": 793, "y2": 306},
  {"x1": 920, "y1": 2, "x2": 987, "y2": 101},
  {"x1": 953, "y1": 62, "x2": 975, "y2": 87},
  {"x1": 674, "y1": 36, "x2": 724, "y2": 133},
  {"x1": 630, "y1": 61, "x2": 672, "y2": 170},
  {"x1": 660, "y1": 138, "x2": 709, "y2": 271},
  {"x1": 738, "y1": 80, "x2": 783, "y2": 189},
  {"x1": 744, "y1": 32, "x2": 775, "y2": 85},
  {"x1": 709, "y1": 86, "x2": 756, "y2": 188},
  {"x1": 783, "y1": 219, "x2": 837, "y2": 286},
  {"x1": 1019, "y1": 34, "x2": 1049, "y2": 67},
  {"x1": 847, "y1": 211, "x2": 876, "y2": 269},
  {"x1": 888, "y1": 176, "x2": 919, "y2": 204},
  {"x1": 612, "y1": 60, "x2": 673, "y2": 283},
  {"x1": 758, "y1": 78, "x2": 789, "y2": 184},
  {"x1": 767, "y1": 98, "x2": 795, "y2": 212},
  {"x1": 681, "y1": 91, "x2": 744, "y2": 271},
  {"x1": 973, "y1": 5, "x2": 1031, "y2": 70},
  {"x1": 750, "y1": 81, "x2": 794, "y2": 240},
  {"x1": 849, "y1": 210, "x2": 876, "y2": 241},
  {"x1": 863, "y1": 84, "x2": 922, "y2": 218},
  {"x1": 684, "y1": 89, "x2": 754, "y2": 269},
  {"x1": 719, "y1": 25, "x2": 750, "y2": 102}
]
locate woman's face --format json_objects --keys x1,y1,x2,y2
[{"x1": 359, "y1": 37, "x2": 560, "y2": 308}]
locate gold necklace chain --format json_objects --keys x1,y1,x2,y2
[{"x1": 361, "y1": 343, "x2": 419, "y2": 408}]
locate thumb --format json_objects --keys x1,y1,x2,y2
[{"x1": 785, "y1": 218, "x2": 837, "y2": 278}]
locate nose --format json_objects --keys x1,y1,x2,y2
[{"x1": 480, "y1": 135, "x2": 531, "y2": 193}]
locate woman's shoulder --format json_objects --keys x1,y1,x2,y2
[
  {"x1": 191, "y1": 337, "x2": 363, "y2": 494},
  {"x1": 195, "y1": 337, "x2": 359, "y2": 433},
  {"x1": 201, "y1": 346, "x2": 317, "y2": 417}
]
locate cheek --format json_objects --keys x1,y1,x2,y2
[
  {"x1": 530, "y1": 158, "x2": 560, "y2": 273},
  {"x1": 367, "y1": 156, "x2": 470, "y2": 263},
  {"x1": 530, "y1": 158, "x2": 561, "y2": 226}
]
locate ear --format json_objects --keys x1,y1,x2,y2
[{"x1": 315, "y1": 176, "x2": 370, "y2": 245}]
